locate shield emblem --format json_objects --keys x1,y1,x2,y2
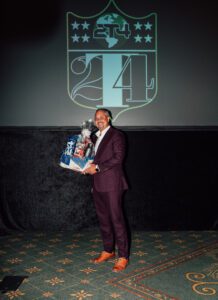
[{"x1": 67, "y1": 0, "x2": 157, "y2": 121}]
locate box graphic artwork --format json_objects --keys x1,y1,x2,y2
[{"x1": 60, "y1": 120, "x2": 95, "y2": 172}]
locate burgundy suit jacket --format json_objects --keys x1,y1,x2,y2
[{"x1": 92, "y1": 127, "x2": 128, "y2": 192}]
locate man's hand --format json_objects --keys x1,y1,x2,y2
[{"x1": 83, "y1": 164, "x2": 97, "y2": 175}]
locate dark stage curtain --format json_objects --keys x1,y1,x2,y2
[{"x1": 0, "y1": 127, "x2": 217, "y2": 234}]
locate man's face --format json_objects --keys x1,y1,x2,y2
[{"x1": 95, "y1": 110, "x2": 110, "y2": 131}]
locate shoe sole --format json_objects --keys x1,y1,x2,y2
[{"x1": 93, "y1": 255, "x2": 115, "y2": 264}]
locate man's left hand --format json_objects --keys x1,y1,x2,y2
[{"x1": 83, "y1": 164, "x2": 97, "y2": 175}]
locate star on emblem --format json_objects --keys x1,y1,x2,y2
[
  {"x1": 144, "y1": 34, "x2": 152, "y2": 43},
  {"x1": 144, "y1": 21, "x2": 152, "y2": 30},
  {"x1": 134, "y1": 34, "x2": 142, "y2": 43},
  {"x1": 71, "y1": 34, "x2": 80, "y2": 42},
  {"x1": 134, "y1": 21, "x2": 142, "y2": 30},
  {"x1": 82, "y1": 21, "x2": 90, "y2": 30},
  {"x1": 71, "y1": 21, "x2": 80, "y2": 30},
  {"x1": 82, "y1": 33, "x2": 90, "y2": 42}
]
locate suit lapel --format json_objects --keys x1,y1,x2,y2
[{"x1": 95, "y1": 127, "x2": 113, "y2": 159}]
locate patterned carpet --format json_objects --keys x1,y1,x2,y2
[{"x1": 0, "y1": 229, "x2": 217, "y2": 300}]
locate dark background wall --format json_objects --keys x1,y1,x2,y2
[{"x1": 1, "y1": 127, "x2": 217, "y2": 233}]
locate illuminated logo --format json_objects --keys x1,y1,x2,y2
[{"x1": 67, "y1": 0, "x2": 157, "y2": 121}]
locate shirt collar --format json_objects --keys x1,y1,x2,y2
[{"x1": 96, "y1": 125, "x2": 110, "y2": 137}]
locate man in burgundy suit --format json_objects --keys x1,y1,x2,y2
[{"x1": 84, "y1": 108, "x2": 129, "y2": 272}]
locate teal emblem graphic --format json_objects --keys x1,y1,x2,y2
[{"x1": 67, "y1": 0, "x2": 157, "y2": 121}]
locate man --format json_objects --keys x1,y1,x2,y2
[{"x1": 84, "y1": 108, "x2": 129, "y2": 272}]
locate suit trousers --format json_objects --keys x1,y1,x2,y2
[{"x1": 93, "y1": 188, "x2": 129, "y2": 259}]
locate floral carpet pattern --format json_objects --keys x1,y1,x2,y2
[{"x1": 0, "y1": 229, "x2": 217, "y2": 300}]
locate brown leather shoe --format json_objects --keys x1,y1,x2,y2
[
  {"x1": 93, "y1": 251, "x2": 115, "y2": 264},
  {"x1": 112, "y1": 257, "x2": 128, "y2": 272}
]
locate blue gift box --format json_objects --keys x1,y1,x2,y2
[{"x1": 60, "y1": 134, "x2": 94, "y2": 172}]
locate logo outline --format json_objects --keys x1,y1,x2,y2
[{"x1": 66, "y1": 0, "x2": 158, "y2": 121}]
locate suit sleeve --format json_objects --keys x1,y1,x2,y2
[{"x1": 98, "y1": 131, "x2": 126, "y2": 173}]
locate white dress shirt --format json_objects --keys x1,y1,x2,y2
[{"x1": 94, "y1": 126, "x2": 110, "y2": 154}]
